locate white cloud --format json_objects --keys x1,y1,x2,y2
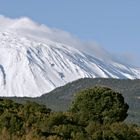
[
  {"x1": 115, "y1": 52, "x2": 139, "y2": 67},
  {"x1": 0, "y1": 15, "x2": 138, "y2": 66}
]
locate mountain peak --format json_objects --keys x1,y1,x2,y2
[
  {"x1": 0, "y1": 17, "x2": 140, "y2": 97},
  {"x1": 0, "y1": 31, "x2": 140, "y2": 97}
]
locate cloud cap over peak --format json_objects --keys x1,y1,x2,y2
[{"x1": 0, "y1": 15, "x2": 137, "y2": 67}]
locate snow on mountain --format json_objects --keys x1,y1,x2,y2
[
  {"x1": 0, "y1": 31, "x2": 140, "y2": 97},
  {"x1": 0, "y1": 16, "x2": 140, "y2": 97}
]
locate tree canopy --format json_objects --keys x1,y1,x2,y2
[
  {"x1": 69, "y1": 86, "x2": 129, "y2": 124},
  {"x1": 0, "y1": 87, "x2": 140, "y2": 140}
]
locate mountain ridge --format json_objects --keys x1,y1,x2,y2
[{"x1": 0, "y1": 30, "x2": 140, "y2": 97}]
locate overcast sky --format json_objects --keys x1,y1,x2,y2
[{"x1": 0, "y1": 0, "x2": 140, "y2": 67}]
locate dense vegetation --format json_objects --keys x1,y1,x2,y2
[
  {"x1": 69, "y1": 87, "x2": 129, "y2": 124},
  {"x1": 8, "y1": 78, "x2": 140, "y2": 125},
  {"x1": 1, "y1": 87, "x2": 140, "y2": 140}
]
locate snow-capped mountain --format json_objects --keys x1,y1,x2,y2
[{"x1": 0, "y1": 16, "x2": 140, "y2": 97}]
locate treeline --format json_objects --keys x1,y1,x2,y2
[{"x1": 0, "y1": 87, "x2": 140, "y2": 140}]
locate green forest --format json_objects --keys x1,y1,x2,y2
[
  {"x1": 1, "y1": 87, "x2": 140, "y2": 140},
  {"x1": 9, "y1": 78, "x2": 140, "y2": 125}
]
